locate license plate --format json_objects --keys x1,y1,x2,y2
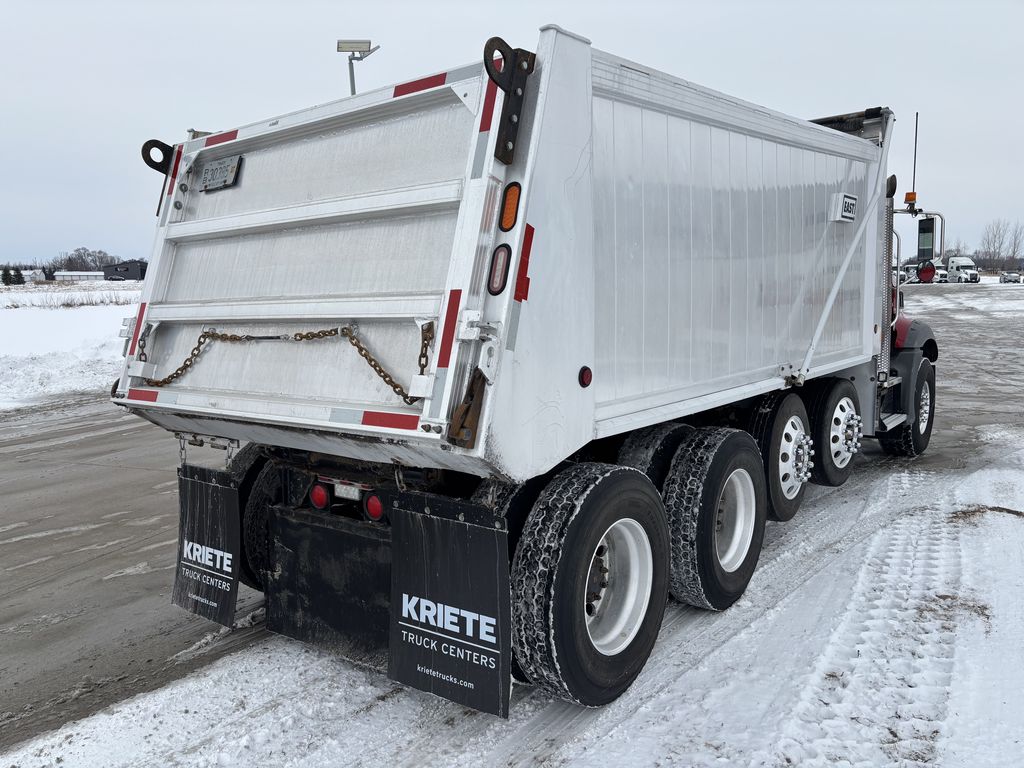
[{"x1": 199, "y1": 155, "x2": 242, "y2": 192}]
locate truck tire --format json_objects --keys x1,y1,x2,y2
[
  {"x1": 511, "y1": 463, "x2": 669, "y2": 706},
  {"x1": 880, "y1": 359, "x2": 935, "y2": 457},
  {"x1": 662, "y1": 428, "x2": 767, "y2": 610},
  {"x1": 617, "y1": 423, "x2": 694, "y2": 490},
  {"x1": 749, "y1": 393, "x2": 813, "y2": 522},
  {"x1": 241, "y1": 462, "x2": 281, "y2": 592},
  {"x1": 227, "y1": 443, "x2": 267, "y2": 590},
  {"x1": 807, "y1": 379, "x2": 862, "y2": 487}
]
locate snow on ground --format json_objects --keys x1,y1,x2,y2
[
  {"x1": 0, "y1": 303, "x2": 134, "y2": 410},
  {"x1": 4, "y1": 433, "x2": 1022, "y2": 768},
  {"x1": 3, "y1": 282, "x2": 1023, "y2": 766},
  {"x1": 1, "y1": 280, "x2": 141, "y2": 309}
]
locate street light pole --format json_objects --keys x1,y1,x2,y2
[{"x1": 337, "y1": 39, "x2": 380, "y2": 96}]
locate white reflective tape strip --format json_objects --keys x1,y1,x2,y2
[
  {"x1": 471, "y1": 132, "x2": 489, "y2": 179},
  {"x1": 505, "y1": 301, "x2": 522, "y2": 351},
  {"x1": 428, "y1": 368, "x2": 448, "y2": 419},
  {"x1": 329, "y1": 408, "x2": 362, "y2": 425}
]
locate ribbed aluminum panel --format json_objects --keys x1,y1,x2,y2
[
  {"x1": 140, "y1": 89, "x2": 476, "y2": 415},
  {"x1": 144, "y1": 319, "x2": 424, "y2": 408},
  {"x1": 163, "y1": 211, "x2": 457, "y2": 303},
  {"x1": 591, "y1": 53, "x2": 875, "y2": 408},
  {"x1": 182, "y1": 99, "x2": 472, "y2": 222}
]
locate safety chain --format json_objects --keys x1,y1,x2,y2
[
  {"x1": 340, "y1": 322, "x2": 434, "y2": 405},
  {"x1": 144, "y1": 328, "x2": 334, "y2": 387},
  {"x1": 144, "y1": 323, "x2": 435, "y2": 406}
]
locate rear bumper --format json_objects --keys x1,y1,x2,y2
[{"x1": 117, "y1": 399, "x2": 501, "y2": 477}]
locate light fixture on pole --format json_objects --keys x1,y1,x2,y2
[{"x1": 337, "y1": 39, "x2": 380, "y2": 96}]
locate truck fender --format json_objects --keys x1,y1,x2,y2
[{"x1": 894, "y1": 316, "x2": 938, "y2": 362}]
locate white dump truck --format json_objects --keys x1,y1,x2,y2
[{"x1": 115, "y1": 25, "x2": 938, "y2": 716}]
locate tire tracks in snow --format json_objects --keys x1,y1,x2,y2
[
  {"x1": 451, "y1": 464, "x2": 944, "y2": 767},
  {"x1": 772, "y1": 511, "x2": 966, "y2": 766}
]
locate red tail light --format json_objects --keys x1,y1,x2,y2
[
  {"x1": 364, "y1": 494, "x2": 385, "y2": 521},
  {"x1": 309, "y1": 483, "x2": 330, "y2": 510}
]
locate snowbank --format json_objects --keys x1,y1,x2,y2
[
  {"x1": 1, "y1": 280, "x2": 141, "y2": 309},
  {"x1": 0, "y1": 305, "x2": 132, "y2": 410}
]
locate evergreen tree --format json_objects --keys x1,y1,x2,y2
[
  {"x1": 12, "y1": 267, "x2": 25, "y2": 285},
  {"x1": 1, "y1": 266, "x2": 11, "y2": 286}
]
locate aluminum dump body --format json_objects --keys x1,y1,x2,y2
[{"x1": 116, "y1": 26, "x2": 888, "y2": 482}]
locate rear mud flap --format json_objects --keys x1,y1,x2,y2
[
  {"x1": 384, "y1": 492, "x2": 512, "y2": 718},
  {"x1": 267, "y1": 507, "x2": 391, "y2": 667},
  {"x1": 172, "y1": 465, "x2": 241, "y2": 627},
  {"x1": 260, "y1": 491, "x2": 513, "y2": 717}
]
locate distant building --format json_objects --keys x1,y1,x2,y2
[
  {"x1": 103, "y1": 260, "x2": 147, "y2": 281},
  {"x1": 54, "y1": 271, "x2": 105, "y2": 282},
  {"x1": 22, "y1": 269, "x2": 46, "y2": 283}
]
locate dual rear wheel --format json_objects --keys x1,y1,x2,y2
[
  {"x1": 511, "y1": 379, "x2": 879, "y2": 705},
  {"x1": 512, "y1": 427, "x2": 768, "y2": 705}
]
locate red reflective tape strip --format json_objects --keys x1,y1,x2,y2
[
  {"x1": 128, "y1": 302, "x2": 147, "y2": 356},
  {"x1": 437, "y1": 289, "x2": 462, "y2": 369},
  {"x1": 361, "y1": 411, "x2": 419, "y2": 430},
  {"x1": 127, "y1": 388, "x2": 159, "y2": 402},
  {"x1": 393, "y1": 73, "x2": 447, "y2": 98},
  {"x1": 514, "y1": 224, "x2": 535, "y2": 302},
  {"x1": 479, "y1": 76, "x2": 499, "y2": 132},
  {"x1": 165, "y1": 148, "x2": 182, "y2": 196},
  {"x1": 204, "y1": 130, "x2": 238, "y2": 147}
]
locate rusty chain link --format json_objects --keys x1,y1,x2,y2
[
  {"x1": 144, "y1": 323, "x2": 435, "y2": 406},
  {"x1": 339, "y1": 322, "x2": 434, "y2": 405}
]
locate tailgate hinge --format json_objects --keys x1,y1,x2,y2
[
  {"x1": 457, "y1": 310, "x2": 501, "y2": 383},
  {"x1": 447, "y1": 368, "x2": 488, "y2": 448}
]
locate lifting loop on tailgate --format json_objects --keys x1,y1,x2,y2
[
  {"x1": 141, "y1": 139, "x2": 175, "y2": 175},
  {"x1": 483, "y1": 37, "x2": 536, "y2": 166}
]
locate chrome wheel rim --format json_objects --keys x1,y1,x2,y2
[
  {"x1": 829, "y1": 397, "x2": 862, "y2": 469},
  {"x1": 918, "y1": 380, "x2": 932, "y2": 434},
  {"x1": 715, "y1": 469, "x2": 756, "y2": 573},
  {"x1": 777, "y1": 414, "x2": 813, "y2": 499},
  {"x1": 584, "y1": 518, "x2": 653, "y2": 656}
]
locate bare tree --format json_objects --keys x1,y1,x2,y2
[
  {"x1": 978, "y1": 219, "x2": 1010, "y2": 267},
  {"x1": 944, "y1": 237, "x2": 969, "y2": 260},
  {"x1": 48, "y1": 247, "x2": 119, "y2": 272},
  {"x1": 1007, "y1": 221, "x2": 1024, "y2": 266}
]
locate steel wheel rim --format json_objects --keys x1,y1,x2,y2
[
  {"x1": 777, "y1": 414, "x2": 811, "y2": 500},
  {"x1": 829, "y1": 396, "x2": 861, "y2": 469},
  {"x1": 715, "y1": 469, "x2": 756, "y2": 573},
  {"x1": 584, "y1": 518, "x2": 653, "y2": 656},
  {"x1": 918, "y1": 380, "x2": 932, "y2": 434}
]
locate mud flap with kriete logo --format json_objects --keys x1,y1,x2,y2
[
  {"x1": 172, "y1": 464, "x2": 241, "y2": 627},
  {"x1": 385, "y1": 491, "x2": 512, "y2": 717}
]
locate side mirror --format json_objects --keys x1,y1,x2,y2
[{"x1": 918, "y1": 217, "x2": 935, "y2": 263}]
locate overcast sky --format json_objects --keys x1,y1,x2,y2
[{"x1": 2, "y1": 0, "x2": 1020, "y2": 265}]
